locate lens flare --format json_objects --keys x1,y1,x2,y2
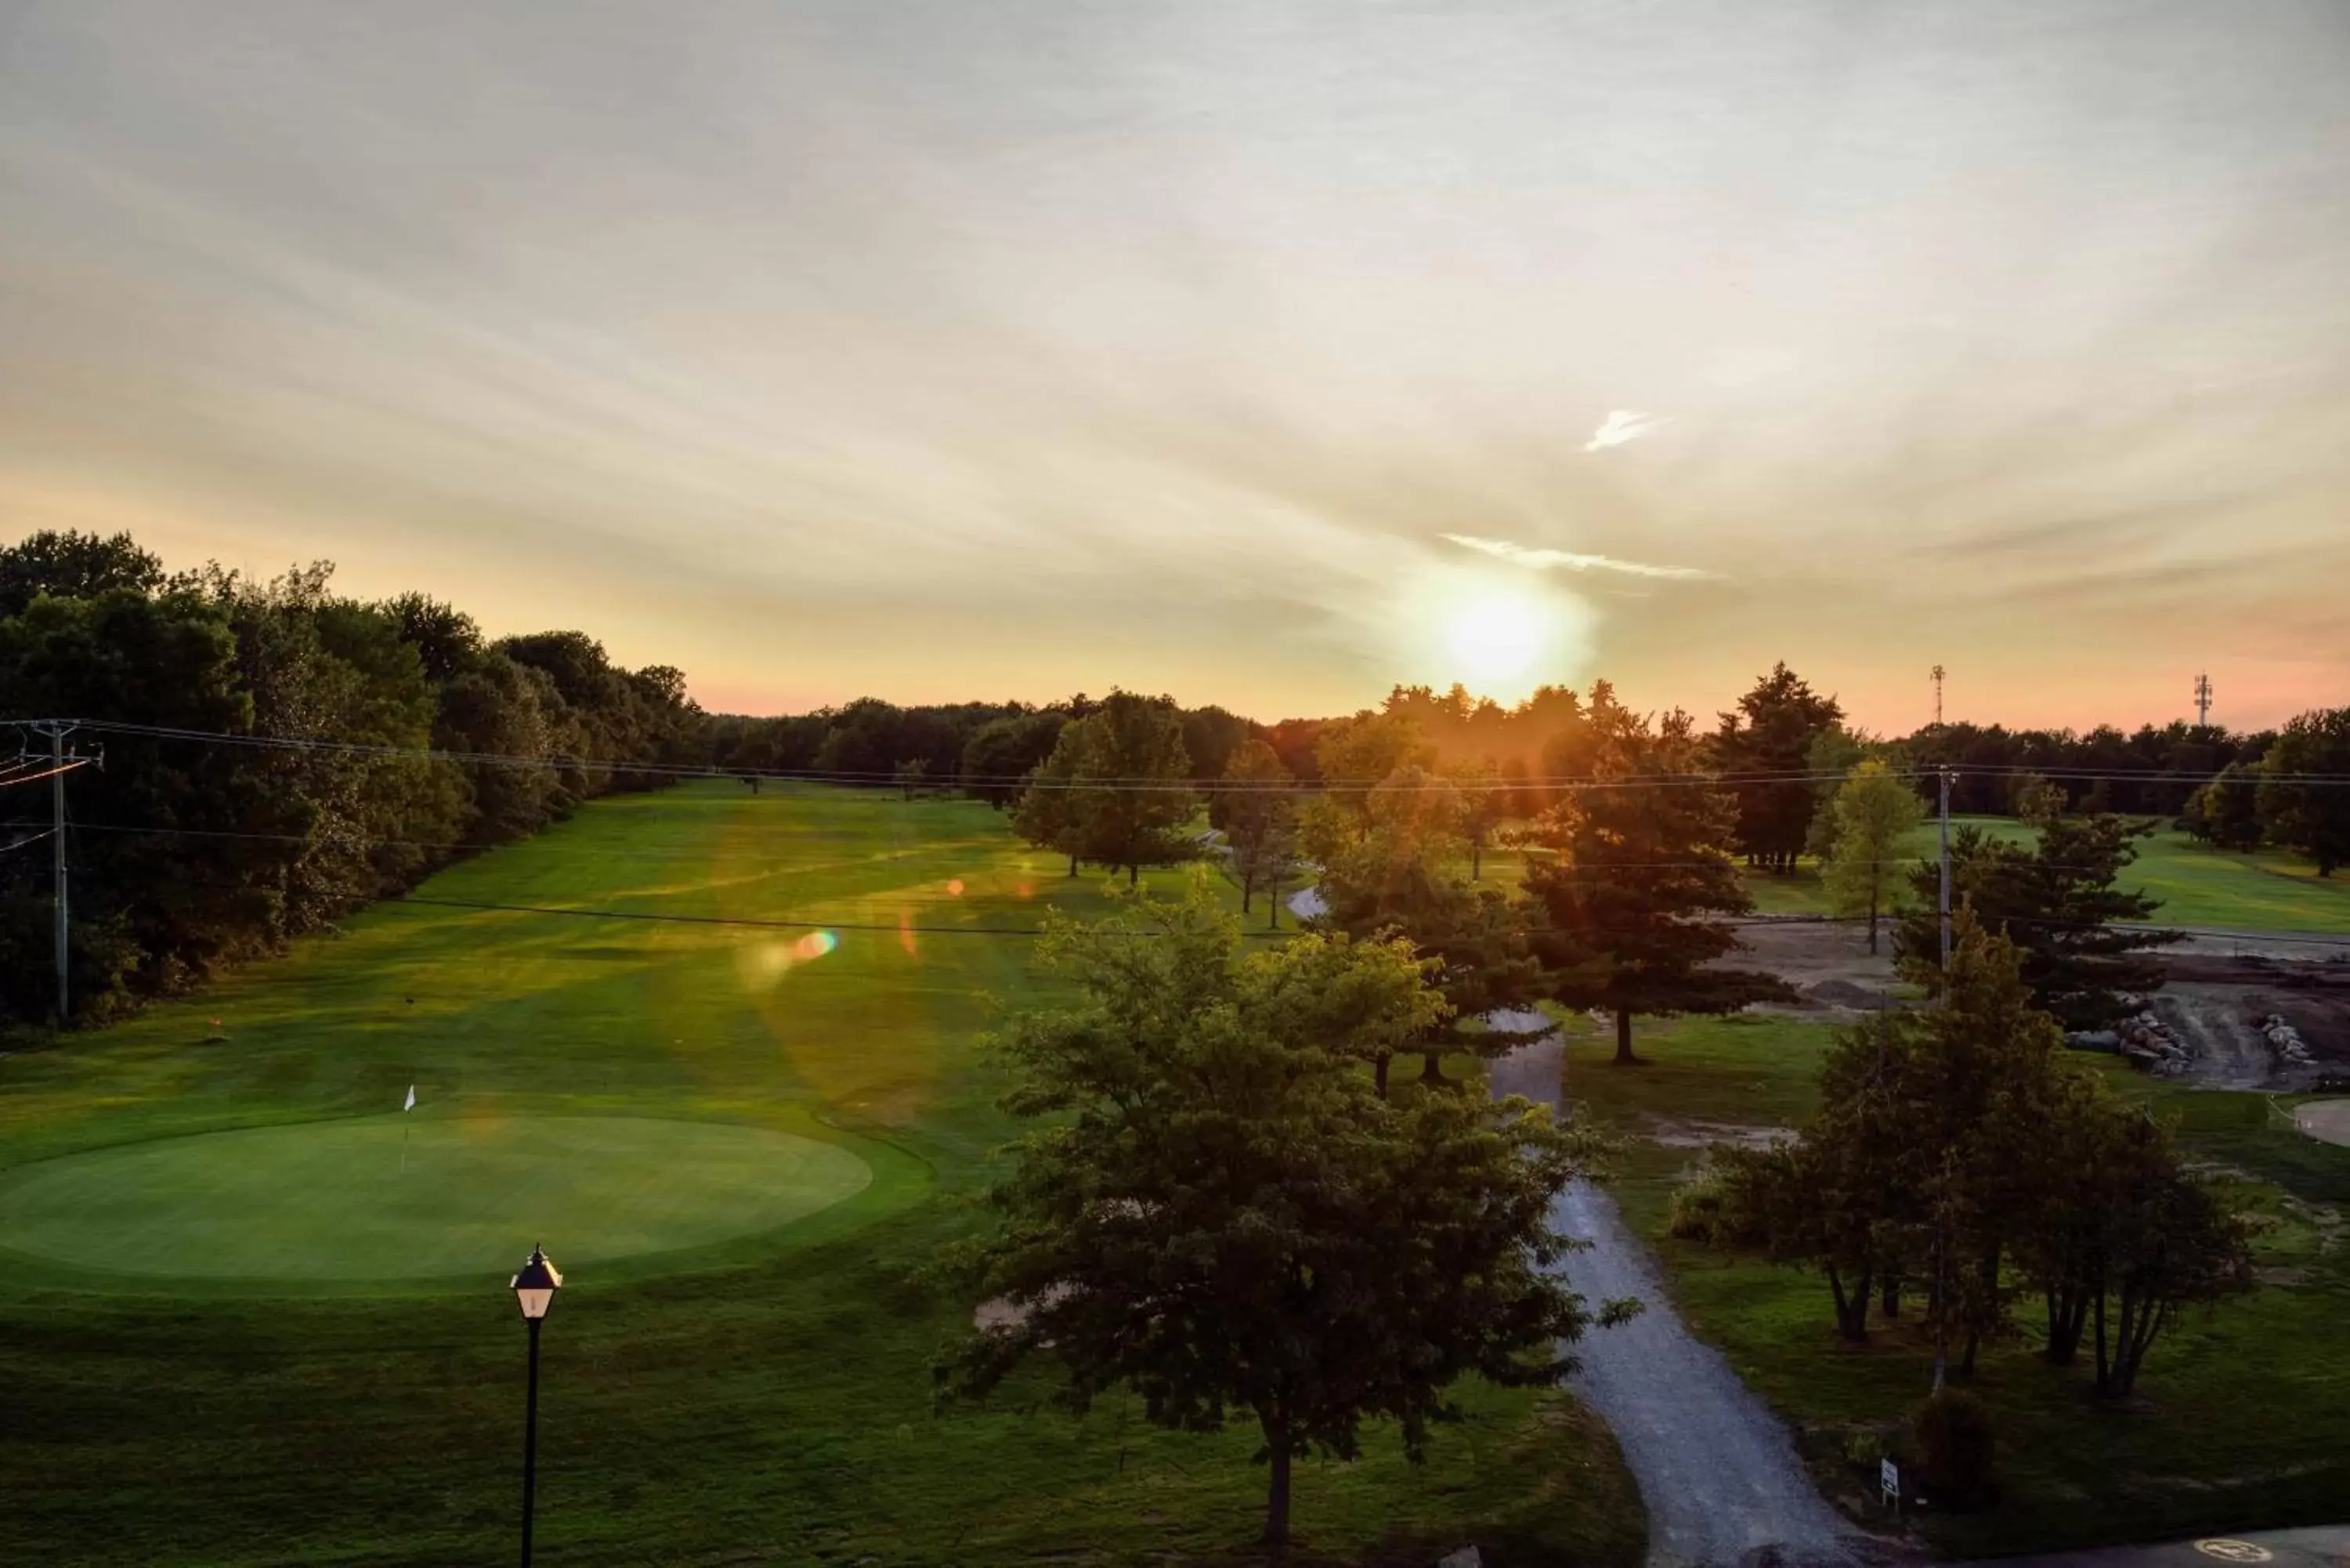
[
  {"x1": 794, "y1": 930, "x2": 839, "y2": 960},
  {"x1": 945, "y1": 878, "x2": 965, "y2": 897}
]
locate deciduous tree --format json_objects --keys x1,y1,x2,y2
[
  {"x1": 1444, "y1": 757, "x2": 1507, "y2": 880},
  {"x1": 1214, "y1": 739, "x2": 1299, "y2": 920},
  {"x1": 960, "y1": 710, "x2": 1066, "y2": 808},
  {"x1": 1823, "y1": 759, "x2": 1925, "y2": 953},
  {"x1": 1313, "y1": 711, "x2": 1435, "y2": 844},
  {"x1": 2181, "y1": 761, "x2": 2264, "y2": 851},
  {"x1": 2257, "y1": 708, "x2": 2350, "y2": 875},
  {"x1": 1011, "y1": 732, "x2": 1086, "y2": 876},
  {"x1": 940, "y1": 883, "x2": 1621, "y2": 1548}
]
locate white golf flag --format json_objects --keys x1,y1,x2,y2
[{"x1": 403, "y1": 1083, "x2": 416, "y2": 1112}]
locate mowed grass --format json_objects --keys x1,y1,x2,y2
[
  {"x1": 0, "y1": 1113, "x2": 872, "y2": 1281},
  {"x1": 1743, "y1": 815, "x2": 2350, "y2": 933},
  {"x1": 0, "y1": 782, "x2": 1643, "y2": 1568},
  {"x1": 1561, "y1": 1011, "x2": 2350, "y2": 1555}
]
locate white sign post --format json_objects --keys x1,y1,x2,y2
[{"x1": 1880, "y1": 1458, "x2": 1900, "y2": 1512}]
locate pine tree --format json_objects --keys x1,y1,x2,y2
[
  {"x1": 1893, "y1": 812, "x2": 2178, "y2": 1029},
  {"x1": 1521, "y1": 712, "x2": 1788, "y2": 1064}
]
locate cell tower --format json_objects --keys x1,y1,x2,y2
[
  {"x1": 1930, "y1": 664, "x2": 1945, "y2": 729},
  {"x1": 2194, "y1": 672, "x2": 2213, "y2": 728}
]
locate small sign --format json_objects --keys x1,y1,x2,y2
[
  {"x1": 1880, "y1": 1458, "x2": 1900, "y2": 1505},
  {"x1": 2194, "y1": 1542, "x2": 2272, "y2": 1564}
]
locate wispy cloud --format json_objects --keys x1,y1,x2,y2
[
  {"x1": 1584, "y1": 410, "x2": 1668, "y2": 452},
  {"x1": 1442, "y1": 533, "x2": 1716, "y2": 581}
]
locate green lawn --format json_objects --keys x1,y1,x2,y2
[
  {"x1": 1562, "y1": 1012, "x2": 2350, "y2": 1555},
  {"x1": 1743, "y1": 816, "x2": 2350, "y2": 933},
  {"x1": 0, "y1": 1112, "x2": 873, "y2": 1281},
  {"x1": 0, "y1": 782, "x2": 1643, "y2": 1568}
]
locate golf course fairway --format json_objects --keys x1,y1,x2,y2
[
  {"x1": 0, "y1": 782, "x2": 1645, "y2": 1567},
  {"x1": 0, "y1": 1114, "x2": 871, "y2": 1282}
]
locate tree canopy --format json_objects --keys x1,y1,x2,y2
[
  {"x1": 1314, "y1": 771, "x2": 1542, "y2": 1093},
  {"x1": 1712, "y1": 663, "x2": 1845, "y2": 873},
  {"x1": 1715, "y1": 912, "x2": 2251, "y2": 1396},
  {"x1": 2257, "y1": 707, "x2": 2350, "y2": 875},
  {"x1": 1010, "y1": 691, "x2": 1195, "y2": 885},
  {"x1": 939, "y1": 883, "x2": 1622, "y2": 1548},
  {"x1": 1212, "y1": 739, "x2": 1300, "y2": 921},
  {"x1": 1822, "y1": 758, "x2": 1925, "y2": 953},
  {"x1": 0, "y1": 536, "x2": 703, "y2": 1028}
]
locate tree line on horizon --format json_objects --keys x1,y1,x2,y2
[
  {"x1": 5, "y1": 527, "x2": 2345, "y2": 1028},
  {"x1": 985, "y1": 679, "x2": 2189, "y2": 1071},
  {"x1": 714, "y1": 664, "x2": 2347, "y2": 875}
]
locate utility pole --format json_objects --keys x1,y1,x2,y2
[
  {"x1": 27, "y1": 721, "x2": 87, "y2": 1024},
  {"x1": 1937, "y1": 766, "x2": 1954, "y2": 981},
  {"x1": 1930, "y1": 664, "x2": 1945, "y2": 730},
  {"x1": 2193, "y1": 672, "x2": 2213, "y2": 729}
]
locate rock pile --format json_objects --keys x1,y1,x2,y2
[
  {"x1": 2258, "y1": 1013, "x2": 2314, "y2": 1068},
  {"x1": 2113, "y1": 1010, "x2": 2193, "y2": 1075}
]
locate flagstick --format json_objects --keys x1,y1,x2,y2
[{"x1": 400, "y1": 1116, "x2": 409, "y2": 1177}]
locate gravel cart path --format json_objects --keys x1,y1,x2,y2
[{"x1": 1488, "y1": 1014, "x2": 1863, "y2": 1568}]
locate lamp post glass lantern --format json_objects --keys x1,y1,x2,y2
[
  {"x1": 510, "y1": 1245, "x2": 562, "y2": 1566},
  {"x1": 512, "y1": 1243, "x2": 561, "y2": 1319}
]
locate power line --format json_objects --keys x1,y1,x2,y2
[{"x1": 0, "y1": 758, "x2": 96, "y2": 789}]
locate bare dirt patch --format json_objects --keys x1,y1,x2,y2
[
  {"x1": 1729, "y1": 919, "x2": 2350, "y2": 1093},
  {"x1": 1646, "y1": 1117, "x2": 1799, "y2": 1151},
  {"x1": 2154, "y1": 956, "x2": 2350, "y2": 1091},
  {"x1": 1731, "y1": 920, "x2": 1902, "y2": 1014}
]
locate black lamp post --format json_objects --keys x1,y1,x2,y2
[{"x1": 509, "y1": 1243, "x2": 562, "y2": 1567}]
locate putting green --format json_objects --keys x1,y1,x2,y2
[{"x1": 0, "y1": 1115, "x2": 872, "y2": 1283}]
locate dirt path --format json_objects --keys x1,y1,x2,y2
[{"x1": 1488, "y1": 1013, "x2": 1861, "y2": 1568}]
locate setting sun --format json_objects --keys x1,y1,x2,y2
[{"x1": 1448, "y1": 593, "x2": 1548, "y2": 682}]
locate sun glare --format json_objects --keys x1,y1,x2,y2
[{"x1": 1448, "y1": 594, "x2": 1547, "y2": 682}]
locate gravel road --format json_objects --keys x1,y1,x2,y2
[{"x1": 1488, "y1": 1013, "x2": 1863, "y2": 1568}]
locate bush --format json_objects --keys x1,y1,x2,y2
[
  {"x1": 1667, "y1": 1172, "x2": 1730, "y2": 1242},
  {"x1": 1666, "y1": 1154, "x2": 1775, "y2": 1248},
  {"x1": 1841, "y1": 1429, "x2": 1885, "y2": 1471},
  {"x1": 1912, "y1": 1389, "x2": 1997, "y2": 1507}
]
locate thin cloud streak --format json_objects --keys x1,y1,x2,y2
[
  {"x1": 1442, "y1": 534, "x2": 1719, "y2": 582},
  {"x1": 1584, "y1": 410, "x2": 1668, "y2": 452}
]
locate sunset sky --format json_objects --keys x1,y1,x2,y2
[{"x1": 3, "y1": 1, "x2": 2345, "y2": 732}]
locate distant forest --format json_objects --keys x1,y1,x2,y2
[{"x1": 3, "y1": 529, "x2": 2343, "y2": 1029}]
